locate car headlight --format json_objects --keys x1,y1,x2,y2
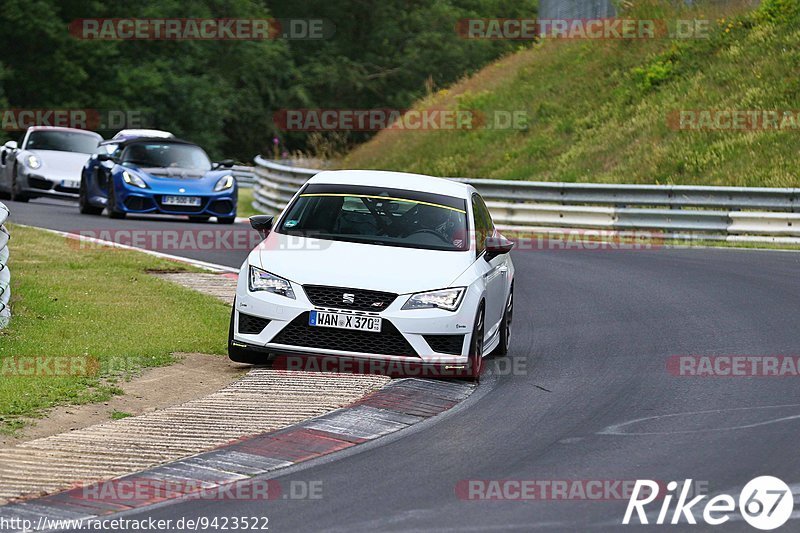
[
  {"x1": 25, "y1": 154, "x2": 41, "y2": 169},
  {"x1": 249, "y1": 266, "x2": 295, "y2": 299},
  {"x1": 214, "y1": 174, "x2": 234, "y2": 192},
  {"x1": 122, "y1": 170, "x2": 148, "y2": 189},
  {"x1": 402, "y1": 287, "x2": 466, "y2": 312}
]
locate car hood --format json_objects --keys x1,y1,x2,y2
[
  {"x1": 28, "y1": 150, "x2": 92, "y2": 180},
  {"x1": 138, "y1": 167, "x2": 208, "y2": 179},
  {"x1": 252, "y1": 232, "x2": 474, "y2": 295}
]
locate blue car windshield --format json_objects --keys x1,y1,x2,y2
[{"x1": 120, "y1": 143, "x2": 212, "y2": 171}]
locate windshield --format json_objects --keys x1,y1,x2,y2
[
  {"x1": 120, "y1": 142, "x2": 212, "y2": 171},
  {"x1": 26, "y1": 130, "x2": 100, "y2": 154},
  {"x1": 278, "y1": 185, "x2": 469, "y2": 251}
]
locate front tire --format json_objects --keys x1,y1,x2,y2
[
  {"x1": 10, "y1": 167, "x2": 29, "y2": 203},
  {"x1": 492, "y1": 287, "x2": 514, "y2": 356},
  {"x1": 106, "y1": 182, "x2": 126, "y2": 219},
  {"x1": 467, "y1": 305, "x2": 485, "y2": 382},
  {"x1": 79, "y1": 178, "x2": 103, "y2": 215}
]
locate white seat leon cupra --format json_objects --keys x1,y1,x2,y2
[{"x1": 229, "y1": 170, "x2": 514, "y2": 380}]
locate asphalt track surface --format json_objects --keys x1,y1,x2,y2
[{"x1": 6, "y1": 197, "x2": 800, "y2": 531}]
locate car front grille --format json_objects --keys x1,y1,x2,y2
[
  {"x1": 238, "y1": 313, "x2": 271, "y2": 335},
  {"x1": 209, "y1": 199, "x2": 234, "y2": 214},
  {"x1": 303, "y1": 285, "x2": 397, "y2": 312},
  {"x1": 27, "y1": 176, "x2": 53, "y2": 190},
  {"x1": 271, "y1": 312, "x2": 417, "y2": 357},
  {"x1": 124, "y1": 196, "x2": 155, "y2": 211},
  {"x1": 423, "y1": 334, "x2": 466, "y2": 355}
]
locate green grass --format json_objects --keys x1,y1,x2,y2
[
  {"x1": 237, "y1": 187, "x2": 259, "y2": 218},
  {"x1": 0, "y1": 224, "x2": 231, "y2": 434},
  {"x1": 110, "y1": 411, "x2": 133, "y2": 420},
  {"x1": 345, "y1": 0, "x2": 800, "y2": 187}
]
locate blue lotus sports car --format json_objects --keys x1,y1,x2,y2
[{"x1": 79, "y1": 137, "x2": 237, "y2": 223}]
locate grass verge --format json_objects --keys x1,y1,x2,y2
[
  {"x1": 0, "y1": 224, "x2": 230, "y2": 434},
  {"x1": 237, "y1": 187, "x2": 259, "y2": 219}
]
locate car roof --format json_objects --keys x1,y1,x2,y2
[
  {"x1": 108, "y1": 137, "x2": 198, "y2": 148},
  {"x1": 307, "y1": 170, "x2": 471, "y2": 199},
  {"x1": 27, "y1": 126, "x2": 102, "y2": 139},
  {"x1": 112, "y1": 129, "x2": 174, "y2": 140}
]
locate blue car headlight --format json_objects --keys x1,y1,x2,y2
[
  {"x1": 249, "y1": 266, "x2": 295, "y2": 299},
  {"x1": 214, "y1": 174, "x2": 234, "y2": 192},
  {"x1": 122, "y1": 170, "x2": 148, "y2": 189}
]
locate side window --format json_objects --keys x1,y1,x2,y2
[{"x1": 472, "y1": 193, "x2": 493, "y2": 256}]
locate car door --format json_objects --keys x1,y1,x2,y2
[{"x1": 472, "y1": 193, "x2": 507, "y2": 340}]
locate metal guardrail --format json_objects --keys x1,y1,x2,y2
[
  {"x1": 231, "y1": 165, "x2": 257, "y2": 189},
  {"x1": 251, "y1": 158, "x2": 800, "y2": 243},
  {"x1": 0, "y1": 202, "x2": 10, "y2": 328}
]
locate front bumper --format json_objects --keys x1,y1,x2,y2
[
  {"x1": 18, "y1": 170, "x2": 80, "y2": 198},
  {"x1": 115, "y1": 184, "x2": 237, "y2": 218},
  {"x1": 232, "y1": 273, "x2": 480, "y2": 368}
]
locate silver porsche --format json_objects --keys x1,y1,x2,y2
[{"x1": 0, "y1": 126, "x2": 102, "y2": 202}]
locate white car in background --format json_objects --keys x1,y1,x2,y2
[
  {"x1": 229, "y1": 170, "x2": 515, "y2": 380},
  {"x1": 0, "y1": 126, "x2": 102, "y2": 202},
  {"x1": 111, "y1": 129, "x2": 175, "y2": 140}
]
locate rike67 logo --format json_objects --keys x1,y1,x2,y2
[{"x1": 624, "y1": 477, "x2": 794, "y2": 530}]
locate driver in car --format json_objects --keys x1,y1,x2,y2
[{"x1": 412, "y1": 204, "x2": 460, "y2": 245}]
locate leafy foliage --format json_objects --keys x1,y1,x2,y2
[{"x1": 0, "y1": 0, "x2": 535, "y2": 159}]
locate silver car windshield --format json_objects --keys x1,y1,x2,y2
[{"x1": 26, "y1": 131, "x2": 99, "y2": 153}]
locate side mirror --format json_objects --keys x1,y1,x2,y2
[
  {"x1": 97, "y1": 153, "x2": 113, "y2": 162},
  {"x1": 250, "y1": 215, "x2": 274, "y2": 238},
  {"x1": 214, "y1": 159, "x2": 235, "y2": 169},
  {"x1": 3, "y1": 141, "x2": 18, "y2": 151},
  {"x1": 485, "y1": 234, "x2": 514, "y2": 260}
]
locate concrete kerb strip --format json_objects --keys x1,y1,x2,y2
[{"x1": 0, "y1": 379, "x2": 475, "y2": 531}]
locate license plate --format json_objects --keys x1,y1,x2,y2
[
  {"x1": 309, "y1": 311, "x2": 382, "y2": 333},
  {"x1": 60, "y1": 179, "x2": 80, "y2": 189},
  {"x1": 162, "y1": 196, "x2": 202, "y2": 206}
]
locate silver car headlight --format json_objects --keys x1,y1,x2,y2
[
  {"x1": 214, "y1": 174, "x2": 234, "y2": 192},
  {"x1": 25, "y1": 154, "x2": 41, "y2": 169},
  {"x1": 249, "y1": 266, "x2": 295, "y2": 299},
  {"x1": 122, "y1": 170, "x2": 148, "y2": 189},
  {"x1": 402, "y1": 287, "x2": 466, "y2": 312}
]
